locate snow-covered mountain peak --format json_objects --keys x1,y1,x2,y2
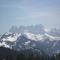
[
  {"x1": 0, "y1": 33, "x2": 21, "y2": 48},
  {"x1": 2, "y1": 33, "x2": 21, "y2": 42},
  {"x1": 23, "y1": 32, "x2": 60, "y2": 42},
  {"x1": 23, "y1": 32, "x2": 44, "y2": 41}
]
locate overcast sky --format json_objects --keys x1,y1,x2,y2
[{"x1": 0, "y1": 0, "x2": 60, "y2": 34}]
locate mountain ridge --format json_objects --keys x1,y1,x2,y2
[{"x1": 0, "y1": 31, "x2": 60, "y2": 55}]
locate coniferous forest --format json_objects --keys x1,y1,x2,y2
[{"x1": 0, "y1": 47, "x2": 60, "y2": 60}]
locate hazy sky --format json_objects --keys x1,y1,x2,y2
[{"x1": 0, "y1": 0, "x2": 60, "y2": 34}]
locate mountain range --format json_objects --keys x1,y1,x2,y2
[{"x1": 0, "y1": 24, "x2": 60, "y2": 56}]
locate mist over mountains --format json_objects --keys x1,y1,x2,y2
[
  {"x1": 9, "y1": 24, "x2": 60, "y2": 36},
  {"x1": 9, "y1": 24, "x2": 45, "y2": 34}
]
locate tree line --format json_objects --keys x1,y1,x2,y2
[{"x1": 0, "y1": 47, "x2": 60, "y2": 60}]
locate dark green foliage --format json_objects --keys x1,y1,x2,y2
[
  {"x1": 0, "y1": 47, "x2": 60, "y2": 60},
  {"x1": 55, "y1": 53, "x2": 60, "y2": 60},
  {"x1": 50, "y1": 55, "x2": 55, "y2": 60}
]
